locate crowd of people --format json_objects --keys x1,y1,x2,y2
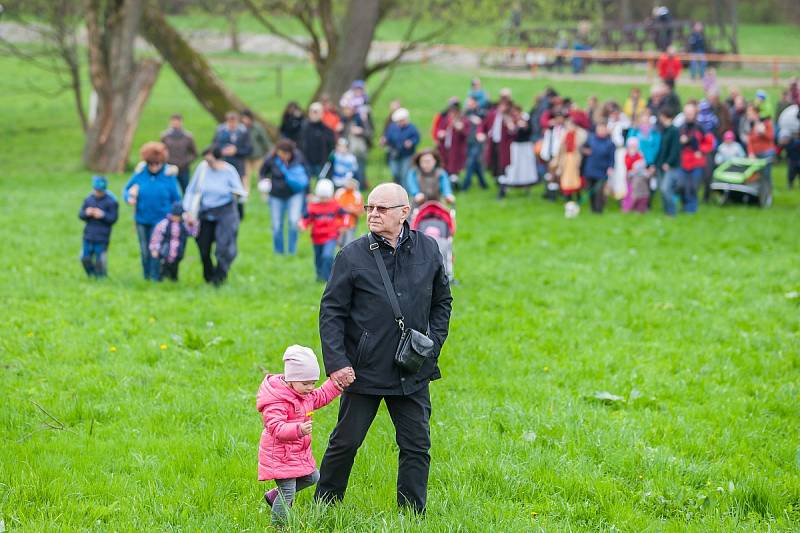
[
  {"x1": 78, "y1": 75, "x2": 800, "y2": 283},
  {"x1": 407, "y1": 77, "x2": 800, "y2": 216}
]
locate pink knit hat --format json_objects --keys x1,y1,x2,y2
[{"x1": 283, "y1": 345, "x2": 320, "y2": 382}]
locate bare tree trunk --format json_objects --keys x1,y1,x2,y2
[
  {"x1": 312, "y1": 0, "x2": 381, "y2": 102},
  {"x1": 728, "y1": 0, "x2": 739, "y2": 54},
  {"x1": 226, "y1": 11, "x2": 240, "y2": 53},
  {"x1": 140, "y1": 3, "x2": 277, "y2": 139},
  {"x1": 620, "y1": 0, "x2": 632, "y2": 24},
  {"x1": 82, "y1": 0, "x2": 162, "y2": 173},
  {"x1": 60, "y1": 45, "x2": 88, "y2": 132}
]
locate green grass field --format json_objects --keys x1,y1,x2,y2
[{"x1": 1, "y1": 51, "x2": 799, "y2": 532}]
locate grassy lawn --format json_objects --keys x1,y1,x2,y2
[{"x1": 1, "y1": 52, "x2": 800, "y2": 531}]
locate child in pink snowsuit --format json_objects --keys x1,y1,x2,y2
[{"x1": 256, "y1": 345, "x2": 341, "y2": 524}]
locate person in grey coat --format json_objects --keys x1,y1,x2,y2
[{"x1": 183, "y1": 146, "x2": 247, "y2": 285}]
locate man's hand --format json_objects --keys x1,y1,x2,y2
[
  {"x1": 331, "y1": 367, "x2": 355, "y2": 390},
  {"x1": 299, "y1": 420, "x2": 313, "y2": 436},
  {"x1": 222, "y1": 144, "x2": 237, "y2": 157}
]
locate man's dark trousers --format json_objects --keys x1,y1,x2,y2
[{"x1": 315, "y1": 385, "x2": 432, "y2": 513}]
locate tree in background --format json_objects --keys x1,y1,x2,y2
[
  {"x1": 82, "y1": 0, "x2": 162, "y2": 172},
  {"x1": 140, "y1": 3, "x2": 276, "y2": 137},
  {"x1": 0, "y1": 0, "x2": 88, "y2": 131},
  {"x1": 194, "y1": 0, "x2": 247, "y2": 53},
  {"x1": 242, "y1": 0, "x2": 453, "y2": 103}
]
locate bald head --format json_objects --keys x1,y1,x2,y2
[
  {"x1": 366, "y1": 183, "x2": 410, "y2": 244},
  {"x1": 368, "y1": 183, "x2": 410, "y2": 207}
]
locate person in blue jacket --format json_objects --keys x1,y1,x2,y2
[
  {"x1": 581, "y1": 122, "x2": 616, "y2": 213},
  {"x1": 123, "y1": 141, "x2": 182, "y2": 281},
  {"x1": 383, "y1": 108, "x2": 420, "y2": 186},
  {"x1": 78, "y1": 175, "x2": 118, "y2": 278}
]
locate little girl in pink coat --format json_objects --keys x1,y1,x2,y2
[{"x1": 256, "y1": 345, "x2": 341, "y2": 524}]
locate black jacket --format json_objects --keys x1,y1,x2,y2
[
  {"x1": 79, "y1": 192, "x2": 119, "y2": 244},
  {"x1": 298, "y1": 121, "x2": 336, "y2": 167},
  {"x1": 280, "y1": 113, "x2": 304, "y2": 143},
  {"x1": 319, "y1": 223, "x2": 453, "y2": 395}
]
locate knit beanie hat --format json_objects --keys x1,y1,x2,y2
[
  {"x1": 283, "y1": 345, "x2": 320, "y2": 382},
  {"x1": 315, "y1": 179, "x2": 335, "y2": 200}
]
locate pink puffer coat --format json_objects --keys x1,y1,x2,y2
[{"x1": 256, "y1": 374, "x2": 341, "y2": 481}]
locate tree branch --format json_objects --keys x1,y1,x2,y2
[
  {"x1": 242, "y1": 0, "x2": 311, "y2": 52},
  {"x1": 293, "y1": 0, "x2": 325, "y2": 70},
  {"x1": 317, "y1": 0, "x2": 337, "y2": 57},
  {"x1": 364, "y1": 16, "x2": 449, "y2": 78}
]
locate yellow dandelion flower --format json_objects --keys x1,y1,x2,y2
[
  {"x1": 148, "y1": 317, "x2": 156, "y2": 324},
  {"x1": 160, "y1": 344, "x2": 168, "y2": 350},
  {"x1": 531, "y1": 511, "x2": 539, "y2": 519},
  {"x1": 543, "y1": 366, "x2": 549, "y2": 372},
  {"x1": 110, "y1": 346, "x2": 117, "y2": 352},
  {"x1": 306, "y1": 411, "x2": 314, "y2": 417},
  {"x1": 26, "y1": 332, "x2": 34, "y2": 337}
]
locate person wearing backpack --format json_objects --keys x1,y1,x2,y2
[{"x1": 259, "y1": 139, "x2": 311, "y2": 255}]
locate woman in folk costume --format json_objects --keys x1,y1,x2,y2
[
  {"x1": 553, "y1": 115, "x2": 588, "y2": 201},
  {"x1": 499, "y1": 106, "x2": 538, "y2": 196},
  {"x1": 482, "y1": 89, "x2": 517, "y2": 181},
  {"x1": 605, "y1": 102, "x2": 631, "y2": 200},
  {"x1": 436, "y1": 98, "x2": 468, "y2": 183}
]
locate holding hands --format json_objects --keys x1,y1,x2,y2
[{"x1": 330, "y1": 366, "x2": 355, "y2": 391}]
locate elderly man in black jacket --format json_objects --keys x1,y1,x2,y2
[{"x1": 315, "y1": 183, "x2": 453, "y2": 514}]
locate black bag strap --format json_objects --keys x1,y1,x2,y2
[{"x1": 368, "y1": 233, "x2": 405, "y2": 331}]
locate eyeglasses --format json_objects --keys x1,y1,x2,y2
[{"x1": 363, "y1": 204, "x2": 405, "y2": 214}]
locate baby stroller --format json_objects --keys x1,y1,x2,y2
[
  {"x1": 411, "y1": 201, "x2": 456, "y2": 282},
  {"x1": 711, "y1": 157, "x2": 771, "y2": 207}
]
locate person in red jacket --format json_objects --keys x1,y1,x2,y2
[
  {"x1": 657, "y1": 46, "x2": 683, "y2": 88},
  {"x1": 300, "y1": 179, "x2": 345, "y2": 282},
  {"x1": 679, "y1": 103, "x2": 715, "y2": 213}
]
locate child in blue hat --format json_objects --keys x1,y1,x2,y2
[{"x1": 78, "y1": 176, "x2": 119, "y2": 277}]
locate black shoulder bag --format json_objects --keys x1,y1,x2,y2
[{"x1": 368, "y1": 234, "x2": 435, "y2": 374}]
